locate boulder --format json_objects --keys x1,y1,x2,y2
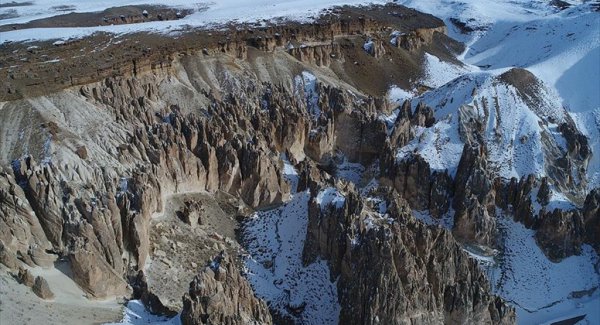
[{"x1": 32, "y1": 276, "x2": 54, "y2": 300}]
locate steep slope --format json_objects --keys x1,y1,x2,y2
[
  {"x1": 382, "y1": 1, "x2": 600, "y2": 323},
  {"x1": 0, "y1": 4, "x2": 517, "y2": 325}
]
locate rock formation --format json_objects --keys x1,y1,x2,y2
[
  {"x1": 32, "y1": 276, "x2": 55, "y2": 300},
  {"x1": 0, "y1": 2, "x2": 595, "y2": 324},
  {"x1": 302, "y1": 183, "x2": 515, "y2": 324},
  {"x1": 181, "y1": 253, "x2": 272, "y2": 325}
]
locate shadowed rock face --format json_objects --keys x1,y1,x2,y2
[
  {"x1": 301, "y1": 183, "x2": 515, "y2": 324},
  {"x1": 181, "y1": 253, "x2": 272, "y2": 325},
  {"x1": 534, "y1": 188, "x2": 600, "y2": 261}
]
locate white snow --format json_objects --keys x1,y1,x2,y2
[
  {"x1": 396, "y1": 118, "x2": 464, "y2": 177},
  {"x1": 390, "y1": 2, "x2": 600, "y2": 323},
  {"x1": 412, "y1": 209, "x2": 454, "y2": 229},
  {"x1": 334, "y1": 154, "x2": 365, "y2": 185},
  {"x1": 3, "y1": 2, "x2": 598, "y2": 325},
  {"x1": 463, "y1": 6, "x2": 600, "y2": 189},
  {"x1": 282, "y1": 154, "x2": 299, "y2": 191},
  {"x1": 462, "y1": 243, "x2": 497, "y2": 266},
  {"x1": 294, "y1": 71, "x2": 321, "y2": 118},
  {"x1": 242, "y1": 162, "x2": 340, "y2": 324},
  {"x1": 386, "y1": 85, "x2": 415, "y2": 104},
  {"x1": 399, "y1": 69, "x2": 573, "y2": 182},
  {"x1": 0, "y1": 0, "x2": 390, "y2": 43},
  {"x1": 421, "y1": 52, "x2": 473, "y2": 88},
  {"x1": 480, "y1": 214, "x2": 599, "y2": 325},
  {"x1": 315, "y1": 187, "x2": 346, "y2": 211},
  {"x1": 104, "y1": 300, "x2": 181, "y2": 325},
  {"x1": 362, "y1": 39, "x2": 374, "y2": 54},
  {"x1": 362, "y1": 211, "x2": 394, "y2": 231},
  {"x1": 379, "y1": 86, "x2": 415, "y2": 131},
  {"x1": 398, "y1": 0, "x2": 599, "y2": 189}
]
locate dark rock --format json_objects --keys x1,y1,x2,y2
[
  {"x1": 176, "y1": 200, "x2": 203, "y2": 227},
  {"x1": 452, "y1": 143, "x2": 496, "y2": 245},
  {"x1": 17, "y1": 267, "x2": 35, "y2": 287},
  {"x1": 75, "y1": 145, "x2": 88, "y2": 159},
  {"x1": 535, "y1": 209, "x2": 584, "y2": 262},
  {"x1": 302, "y1": 184, "x2": 515, "y2": 324},
  {"x1": 181, "y1": 253, "x2": 272, "y2": 325},
  {"x1": 32, "y1": 276, "x2": 54, "y2": 300}
]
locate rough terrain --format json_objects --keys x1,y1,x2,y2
[{"x1": 0, "y1": 1, "x2": 598, "y2": 325}]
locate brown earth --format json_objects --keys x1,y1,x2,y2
[{"x1": 0, "y1": 3, "x2": 458, "y2": 101}]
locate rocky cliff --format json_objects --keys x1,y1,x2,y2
[
  {"x1": 181, "y1": 253, "x2": 272, "y2": 325},
  {"x1": 302, "y1": 182, "x2": 515, "y2": 324}
]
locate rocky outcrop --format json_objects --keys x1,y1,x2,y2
[
  {"x1": 129, "y1": 270, "x2": 178, "y2": 316},
  {"x1": 0, "y1": 48, "x2": 399, "y2": 299},
  {"x1": 493, "y1": 173, "x2": 599, "y2": 260},
  {"x1": 0, "y1": 169, "x2": 55, "y2": 269},
  {"x1": 181, "y1": 253, "x2": 272, "y2": 325},
  {"x1": 452, "y1": 143, "x2": 497, "y2": 246},
  {"x1": 495, "y1": 175, "x2": 538, "y2": 228},
  {"x1": 16, "y1": 267, "x2": 35, "y2": 287},
  {"x1": 535, "y1": 209, "x2": 584, "y2": 261},
  {"x1": 14, "y1": 267, "x2": 54, "y2": 299},
  {"x1": 535, "y1": 188, "x2": 600, "y2": 261},
  {"x1": 379, "y1": 101, "x2": 452, "y2": 219},
  {"x1": 582, "y1": 189, "x2": 600, "y2": 251},
  {"x1": 302, "y1": 184, "x2": 515, "y2": 324},
  {"x1": 32, "y1": 276, "x2": 55, "y2": 300},
  {"x1": 0, "y1": 3, "x2": 446, "y2": 101},
  {"x1": 2, "y1": 3, "x2": 593, "y2": 324},
  {"x1": 380, "y1": 149, "x2": 453, "y2": 219},
  {"x1": 176, "y1": 200, "x2": 204, "y2": 228}
]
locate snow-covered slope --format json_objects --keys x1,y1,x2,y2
[
  {"x1": 399, "y1": 70, "x2": 573, "y2": 183},
  {"x1": 242, "y1": 160, "x2": 340, "y2": 324},
  {"x1": 481, "y1": 214, "x2": 599, "y2": 325},
  {"x1": 398, "y1": 0, "x2": 599, "y2": 190},
  {"x1": 105, "y1": 300, "x2": 180, "y2": 325},
  {"x1": 0, "y1": 0, "x2": 389, "y2": 43},
  {"x1": 390, "y1": 1, "x2": 599, "y2": 324}
]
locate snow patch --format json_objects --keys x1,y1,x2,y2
[
  {"x1": 334, "y1": 155, "x2": 365, "y2": 185},
  {"x1": 480, "y1": 214, "x2": 599, "y2": 324},
  {"x1": 422, "y1": 52, "x2": 474, "y2": 89},
  {"x1": 315, "y1": 187, "x2": 346, "y2": 211},
  {"x1": 104, "y1": 300, "x2": 180, "y2": 325},
  {"x1": 396, "y1": 118, "x2": 464, "y2": 177},
  {"x1": 412, "y1": 209, "x2": 454, "y2": 229},
  {"x1": 0, "y1": 0, "x2": 390, "y2": 43},
  {"x1": 242, "y1": 191, "x2": 340, "y2": 325},
  {"x1": 294, "y1": 71, "x2": 321, "y2": 117}
]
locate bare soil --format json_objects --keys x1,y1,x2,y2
[
  {"x1": 146, "y1": 191, "x2": 244, "y2": 310},
  {"x1": 0, "y1": 3, "x2": 448, "y2": 101}
]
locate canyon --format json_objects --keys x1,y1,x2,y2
[{"x1": 0, "y1": 1, "x2": 598, "y2": 324}]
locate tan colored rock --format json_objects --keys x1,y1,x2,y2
[
  {"x1": 75, "y1": 145, "x2": 88, "y2": 159},
  {"x1": 181, "y1": 253, "x2": 272, "y2": 325},
  {"x1": 32, "y1": 276, "x2": 54, "y2": 300},
  {"x1": 17, "y1": 267, "x2": 35, "y2": 287},
  {"x1": 0, "y1": 169, "x2": 54, "y2": 270},
  {"x1": 69, "y1": 243, "x2": 129, "y2": 299}
]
